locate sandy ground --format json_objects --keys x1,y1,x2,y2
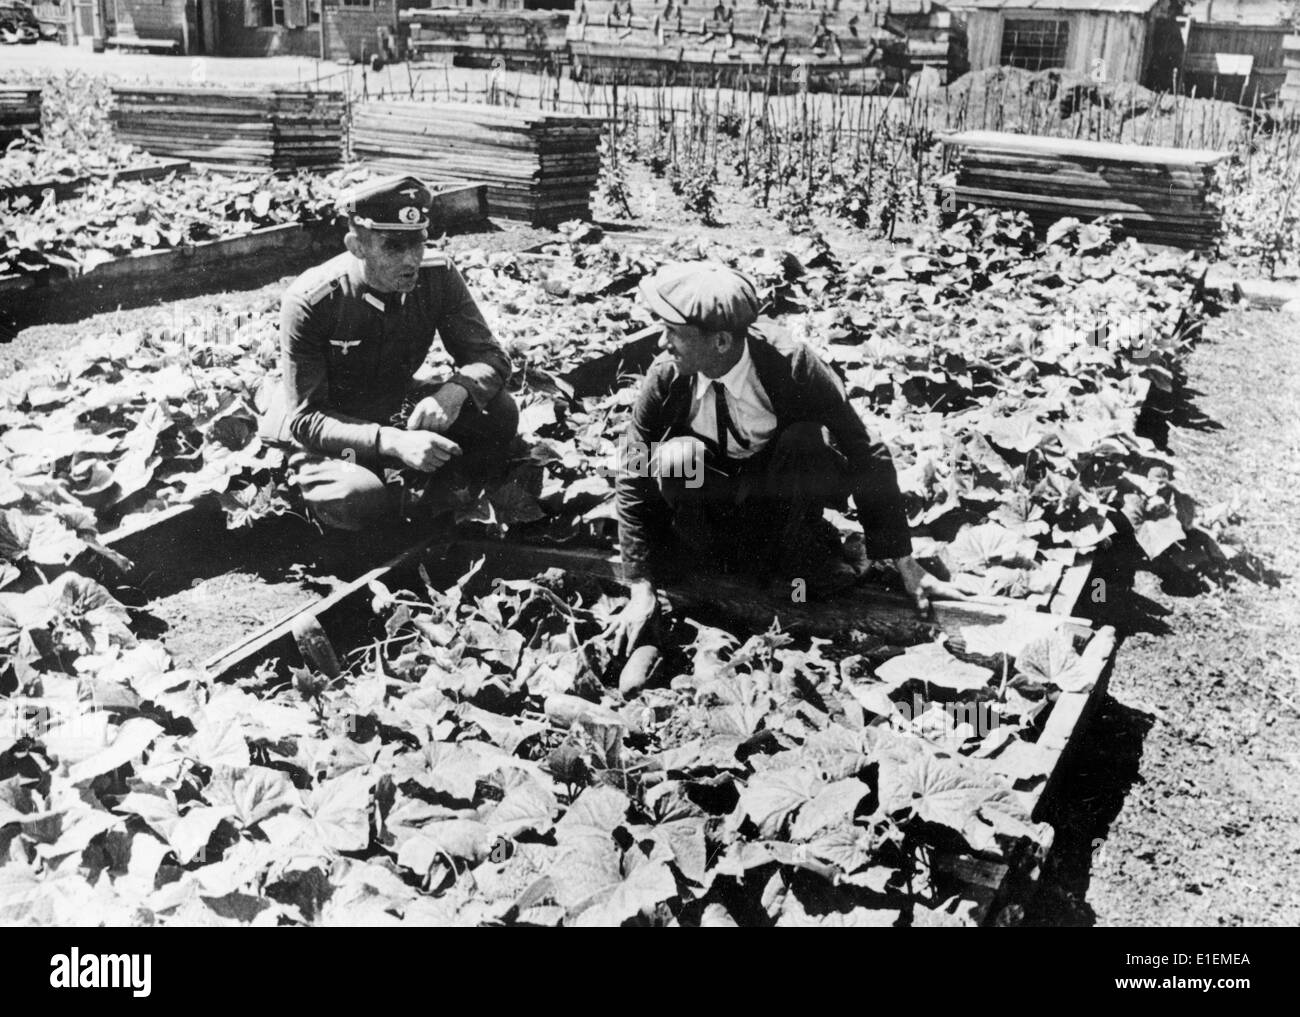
[{"x1": 1029, "y1": 307, "x2": 1300, "y2": 927}]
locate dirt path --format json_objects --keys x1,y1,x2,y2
[{"x1": 1029, "y1": 307, "x2": 1300, "y2": 927}]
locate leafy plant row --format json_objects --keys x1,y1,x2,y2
[
  {"x1": 0, "y1": 222, "x2": 829, "y2": 584},
  {"x1": 0, "y1": 170, "x2": 348, "y2": 279},
  {"x1": 2, "y1": 536, "x2": 1112, "y2": 926},
  {"x1": 1, "y1": 209, "x2": 1245, "y2": 601},
  {"x1": 460, "y1": 211, "x2": 1244, "y2": 597},
  {"x1": 593, "y1": 72, "x2": 1300, "y2": 274}
]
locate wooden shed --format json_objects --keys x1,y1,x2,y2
[
  {"x1": 1181, "y1": 0, "x2": 1295, "y2": 104},
  {"x1": 206, "y1": 0, "x2": 399, "y2": 60},
  {"x1": 103, "y1": 0, "x2": 193, "y2": 50},
  {"x1": 951, "y1": 0, "x2": 1171, "y2": 83}
]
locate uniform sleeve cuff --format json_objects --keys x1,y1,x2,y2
[{"x1": 448, "y1": 371, "x2": 492, "y2": 412}]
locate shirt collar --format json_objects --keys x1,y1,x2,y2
[
  {"x1": 695, "y1": 335, "x2": 753, "y2": 399},
  {"x1": 347, "y1": 253, "x2": 407, "y2": 311}
]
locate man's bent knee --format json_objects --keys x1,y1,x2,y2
[
  {"x1": 480, "y1": 388, "x2": 520, "y2": 445},
  {"x1": 768, "y1": 422, "x2": 847, "y2": 505},
  {"x1": 293, "y1": 457, "x2": 394, "y2": 531},
  {"x1": 653, "y1": 436, "x2": 706, "y2": 502}
]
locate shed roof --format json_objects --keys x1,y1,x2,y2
[
  {"x1": 954, "y1": 0, "x2": 1162, "y2": 12},
  {"x1": 1186, "y1": 0, "x2": 1293, "y2": 26}
]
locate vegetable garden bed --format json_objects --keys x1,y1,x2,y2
[
  {"x1": 0, "y1": 85, "x2": 40, "y2": 149},
  {"x1": 2, "y1": 221, "x2": 341, "y2": 330},
  {"x1": 194, "y1": 529, "x2": 1120, "y2": 926},
  {"x1": 0, "y1": 207, "x2": 1244, "y2": 927},
  {"x1": 1, "y1": 184, "x2": 490, "y2": 331},
  {"x1": 0, "y1": 157, "x2": 192, "y2": 207}
]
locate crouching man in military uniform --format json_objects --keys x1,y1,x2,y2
[
  {"x1": 608, "y1": 262, "x2": 964, "y2": 653},
  {"x1": 261, "y1": 175, "x2": 518, "y2": 531}
]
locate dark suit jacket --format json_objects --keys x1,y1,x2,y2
[{"x1": 616, "y1": 332, "x2": 912, "y2": 582}]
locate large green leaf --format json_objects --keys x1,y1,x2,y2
[
  {"x1": 873, "y1": 641, "x2": 993, "y2": 693},
  {"x1": 738, "y1": 767, "x2": 822, "y2": 839},
  {"x1": 205, "y1": 767, "x2": 302, "y2": 829},
  {"x1": 65, "y1": 717, "x2": 163, "y2": 785},
  {"x1": 1016, "y1": 633, "x2": 1096, "y2": 693}
]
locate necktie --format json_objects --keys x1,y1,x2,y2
[{"x1": 712, "y1": 381, "x2": 749, "y2": 459}]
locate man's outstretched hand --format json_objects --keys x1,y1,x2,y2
[
  {"x1": 606, "y1": 580, "x2": 659, "y2": 658},
  {"x1": 896, "y1": 555, "x2": 968, "y2": 615}
]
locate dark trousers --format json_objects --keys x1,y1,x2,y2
[
  {"x1": 653, "y1": 421, "x2": 850, "y2": 578},
  {"x1": 289, "y1": 387, "x2": 518, "y2": 532}
]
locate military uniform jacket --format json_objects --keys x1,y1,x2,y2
[{"x1": 265, "y1": 249, "x2": 511, "y2": 459}]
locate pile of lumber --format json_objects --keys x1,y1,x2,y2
[
  {"x1": 352, "y1": 101, "x2": 604, "y2": 226},
  {"x1": 566, "y1": 0, "x2": 904, "y2": 89},
  {"x1": 0, "y1": 87, "x2": 41, "y2": 149},
  {"x1": 109, "y1": 87, "x2": 344, "y2": 172},
  {"x1": 941, "y1": 131, "x2": 1228, "y2": 250},
  {"x1": 1282, "y1": 34, "x2": 1300, "y2": 107},
  {"x1": 402, "y1": 9, "x2": 570, "y2": 70}
]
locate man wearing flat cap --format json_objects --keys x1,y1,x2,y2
[
  {"x1": 261, "y1": 175, "x2": 517, "y2": 532},
  {"x1": 609, "y1": 261, "x2": 962, "y2": 653}
]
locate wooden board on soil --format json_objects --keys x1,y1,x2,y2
[{"x1": 136, "y1": 516, "x2": 451, "y2": 671}]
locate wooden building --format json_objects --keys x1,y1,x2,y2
[
  {"x1": 1284, "y1": 32, "x2": 1300, "y2": 106},
  {"x1": 563, "y1": 1, "x2": 910, "y2": 90},
  {"x1": 210, "y1": 0, "x2": 322, "y2": 56},
  {"x1": 950, "y1": 0, "x2": 1173, "y2": 84},
  {"x1": 401, "y1": 7, "x2": 570, "y2": 69},
  {"x1": 96, "y1": 0, "x2": 400, "y2": 59},
  {"x1": 213, "y1": 0, "x2": 400, "y2": 59},
  {"x1": 1181, "y1": 0, "x2": 1295, "y2": 104},
  {"x1": 102, "y1": 0, "x2": 193, "y2": 49}
]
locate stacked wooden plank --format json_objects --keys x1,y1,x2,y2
[
  {"x1": 0, "y1": 87, "x2": 41, "y2": 150},
  {"x1": 1282, "y1": 34, "x2": 1300, "y2": 107},
  {"x1": 566, "y1": 0, "x2": 905, "y2": 89},
  {"x1": 941, "y1": 131, "x2": 1228, "y2": 250},
  {"x1": 352, "y1": 101, "x2": 604, "y2": 226},
  {"x1": 402, "y1": 9, "x2": 570, "y2": 70},
  {"x1": 109, "y1": 87, "x2": 344, "y2": 172}
]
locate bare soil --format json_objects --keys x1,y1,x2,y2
[{"x1": 1028, "y1": 307, "x2": 1300, "y2": 927}]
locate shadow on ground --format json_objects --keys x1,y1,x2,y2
[{"x1": 1024, "y1": 691, "x2": 1156, "y2": 926}]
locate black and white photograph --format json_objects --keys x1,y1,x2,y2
[{"x1": 0, "y1": 0, "x2": 1293, "y2": 973}]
